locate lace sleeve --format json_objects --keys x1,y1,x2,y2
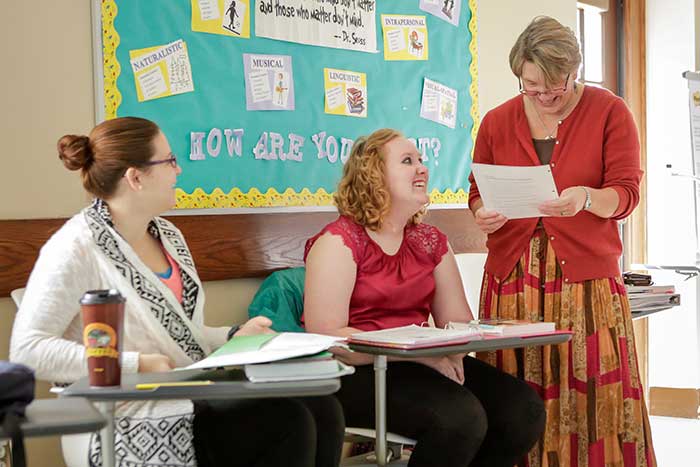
[
  {"x1": 406, "y1": 223, "x2": 449, "y2": 266},
  {"x1": 304, "y1": 216, "x2": 366, "y2": 264}
]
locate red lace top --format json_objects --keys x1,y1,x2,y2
[{"x1": 304, "y1": 216, "x2": 449, "y2": 332}]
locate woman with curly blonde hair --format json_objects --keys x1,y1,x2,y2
[{"x1": 304, "y1": 129, "x2": 546, "y2": 467}]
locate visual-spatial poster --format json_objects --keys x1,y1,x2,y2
[
  {"x1": 381, "y1": 14, "x2": 429, "y2": 61},
  {"x1": 420, "y1": 78, "x2": 457, "y2": 129},
  {"x1": 129, "y1": 39, "x2": 194, "y2": 102},
  {"x1": 255, "y1": 0, "x2": 377, "y2": 53},
  {"x1": 324, "y1": 68, "x2": 367, "y2": 118},
  {"x1": 192, "y1": 0, "x2": 251, "y2": 38},
  {"x1": 243, "y1": 54, "x2": 295, "y2": 111},
  {"x1": 419, "y1": 0, "x2": 461, "y2": 27}
]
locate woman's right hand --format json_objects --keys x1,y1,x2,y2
[
  {"x1": 474, "y1": 207, "x2": 508, "y2": 234},
  {"x1": 138, "y1": 353, "x2": 174, "y2": 373},
  {"x1": 416, "y1": 355, "x2": 465, "y2": 385}
]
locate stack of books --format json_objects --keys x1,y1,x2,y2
[
  {"x1": 626, "y1": 284, "x2": 681, "y2": 314},
  {"x1": 346, "y1": 87, "x2": 365, "y2": 114}
]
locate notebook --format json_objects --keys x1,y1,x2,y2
[
  {"x1": 244, "y1": 354, "x2": 355, "y2": 382},
  {"x1": 348, "y1": 324, "x2": 482, "y2": 350}
]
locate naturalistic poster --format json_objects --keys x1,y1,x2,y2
[
  {"x1": 420, "y1": 78, "x2": 457, "y2": 128},
  {"x1": 243, "y1": 54, "x2": 295, "y2": 110},
  {"x1": 419, "y1": 0, "x2": 461, "y2": 27},
  {"x1": 255, "y1": 0, "x2": 377, "y2": 53},
  {"x1": 324, "y1": 68, "x2": 367, "y2": 118},
  {"x1": 381, "y1": 14, "x2": 428, "y2": 61},
  {"x1": 129, "y1": 39, "x2": 194, "y2": 102},
  {"x1": 191, "y1": 0, "x2": 251, "y2": 38}
]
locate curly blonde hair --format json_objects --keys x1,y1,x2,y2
[{"x1": 334, "y1": 129, "x2": 425, "y2": 231}]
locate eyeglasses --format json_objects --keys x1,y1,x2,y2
[
  {"x1": 142, "y1": 153, "x2": 178, "y2": 168},
  {"x1": 519, "y1": 74, "x2": 570, "y2": 98}
]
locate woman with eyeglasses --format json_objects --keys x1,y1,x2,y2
[
  {"x1": 468, "y1": 16, "x2": 656, "y2": 467},
  {"x1": 10, "y1": 117, "x2": 345, "y2": 467}
]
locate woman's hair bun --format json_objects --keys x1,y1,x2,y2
[{"x1": 57, "y1": 134, "x2": 93, "y2": 171}]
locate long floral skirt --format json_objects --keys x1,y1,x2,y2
[{"x1": 477, "y1": 229, "x2": 656, "y2": 467}]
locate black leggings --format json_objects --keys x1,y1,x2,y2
[
  {"x1": 192, "y1": 395, "x2": 345, "y2": 467},
  {"x1": 337, "y1": 356, "x2": 545, "y2": 467}
]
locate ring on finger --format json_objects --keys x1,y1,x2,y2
[{"x1": 560, "y1": 210, "x2": 567, "y2": 216}]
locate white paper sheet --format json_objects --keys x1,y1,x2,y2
[{"x1": 471, "y1": 163, "x2": 559, "y2": 219}]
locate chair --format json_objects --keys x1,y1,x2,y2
[
  {"x1": 454, "y1": 252, "x2": 488, "y2": 315},
  {"x1": 10, "y1": 287, "x2": 90, "y2": 467}
]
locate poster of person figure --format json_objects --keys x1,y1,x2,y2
[
  {"x1": 223, "y1": 0, "x2": 246, "y2": 35},
  {"x1": 419, "y1": 0, "x2": 461, "y2": 27}
]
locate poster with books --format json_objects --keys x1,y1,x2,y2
[
  {"x1": 381, "y1": 14, "x2": 429, "y2": 61},
  {"x1": 243, "y1": 54, "x2": 295, "y2": 110},
  {"x1": 324, "y1": 68, "x2": 367, "y2": 118},
  {"x1": 191, "y1": 0, "x2": 251, "y2": 38},
  {"x1": 129, "y1": 39, "x2": 194, "y2": 102}
]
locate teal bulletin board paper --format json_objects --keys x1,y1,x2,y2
[{"x1": 101, "y1": 0, "x2": 477, "y2": 208}]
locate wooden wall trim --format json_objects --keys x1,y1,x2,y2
[
  {"x1": 649, "y1": 386, "x2": 700, "y2": 419},
  {"x1": 0, "y1": 209, "x2": 486, "y2": 297}
]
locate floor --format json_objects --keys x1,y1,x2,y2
[{"x1": 650, "y1": 416, "x2": 700, "y2": 466}]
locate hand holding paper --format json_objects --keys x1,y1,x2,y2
[
  {"x1": 538, "y1": 186, "x2": 587, "y2": 217},
  {"x1": 471, "y1": 163, "x2": 559, "y2": 219}
]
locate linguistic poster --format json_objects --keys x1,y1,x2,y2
[
  {"x1": 381, "y1": 14, "x2": 428, "y2": 61},
  {"x1": 420, "y1": 78, "x2": 457, "y2": 129},
  {"x1": 255, "y1": 0, "x2": 377, "y2": 53},
  {"x1": 324, "y1": 68, "x2": 367, "y2": 118},
  {"x1": 129, "y1": 39, "x2": 194, "y2": 102},
  {"x1": 419, "y1": 0, "x2": 460, "y2": 27},
  {"x1": 243, "y1": 54, "x2": 295, "y2": 110},
  {"x1": 191, "y1": 0, "x2": 251, "y2": 38}
]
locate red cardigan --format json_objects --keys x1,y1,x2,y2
[{"x1": 468, "y1": 86, "x2": 642, "y2": 283}]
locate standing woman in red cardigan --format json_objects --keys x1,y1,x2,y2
[{"x1": 468, "y1": 16, "x2": 656, "y2": 467}]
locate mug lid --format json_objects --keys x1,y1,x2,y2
[{"x1": 79, "y1": 289, "x2": 126, "y2": 305}]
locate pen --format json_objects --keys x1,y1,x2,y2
[{"x1": 135, "y1": 380, "x2": 214, "y2": 390}]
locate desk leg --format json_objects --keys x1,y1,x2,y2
[
  {"x1": 374, "y1": 355, "x2": 388, "y2": 467},
  {"x1": 95, "y1": 401, "x2": 116, "y2": 467}
]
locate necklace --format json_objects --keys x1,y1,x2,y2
[{"x1": 530, "y1": 83, "x2": 580, "y2": 142}]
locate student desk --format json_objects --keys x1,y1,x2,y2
[
  {"x1": 348, "y1": 332, "x2": 573, "y2": 467},
  {"x1": 61, "y1": 368, "x2": 341, "y2": 467},
  {"x1": 0, "y1": 398, "x2": 105, "y2": 439}
]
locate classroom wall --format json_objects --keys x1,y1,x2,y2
[
  {"x1": 0, "y1": 2, "x2": 575, "y2": 466},
  {"x1": 646, "y1": 0, "x2": 700, "y2": 389}
]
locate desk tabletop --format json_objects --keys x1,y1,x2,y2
[
  {"x1": 0, "y1": 398, "x2": 105, "y2": 439},
  {"x1": 348, "y1": 332, "x2": 572, "y2": 358},
  {"x1": 61, "y1": 368, "x2": 341, "y2": 402}
]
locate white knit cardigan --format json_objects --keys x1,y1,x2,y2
[{"x1": 10, "y1": 200, "x2": 229, "y2": 467}]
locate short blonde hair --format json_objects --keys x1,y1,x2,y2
[
  {"x1": 509, "y1": 16, "x2": 582, "y2": 87},
  {"x1": 334, "y1": 129, "x2": 425, "y2": 231}
]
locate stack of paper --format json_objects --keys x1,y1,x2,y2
[
  {"x1": 626, "y1": 284, "x2": 681, "y2": 313},
  {"x1": 184, "y1": 332, "x2": 346, "y2": 371}
]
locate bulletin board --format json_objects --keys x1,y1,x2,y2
[{"x1": 97, "y1": 0, "x2": 478, "y2": 209}]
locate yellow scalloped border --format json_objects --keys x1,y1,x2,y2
[
  {"x1": 175, "y1": 188, "x2": 469, "y2": 208},
  {"x1": 468, "y1": 0, "x2": 479, "y2": 157},
  {"x1": 102, "y1": 0, "x2": 121, "y2": 120},
  {"x1": 104, "y1": 2, "x2": 477, "y2": 208}
]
